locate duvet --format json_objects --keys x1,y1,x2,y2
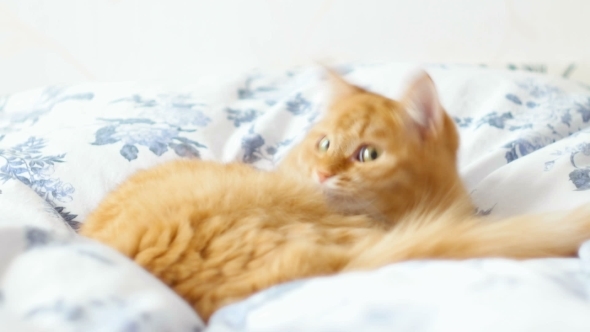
[{"x1": 1, "y1": 63, "x2": 590, "y2": 331}]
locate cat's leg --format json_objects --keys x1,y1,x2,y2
[{"x1": 345, "y1": 205, "x2": 590, "y2": 271}]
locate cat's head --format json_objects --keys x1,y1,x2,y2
[{"x1": 280, "y1": 69, "x2": 468, "y2": 222}]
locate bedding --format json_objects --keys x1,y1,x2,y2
[{"x1": 0, "y1": 63, "x2": 590, "y2": 331}]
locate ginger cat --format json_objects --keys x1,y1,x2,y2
[
  {"x1": 80, "y1": 71, "x2": 590, "y2": 323},
  {"x1": 280, "y1": 70, "x2": 472, "y2": 223}
]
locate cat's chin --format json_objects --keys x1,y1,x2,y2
[
  {"x1": 321, "y1": 186, "x2": 388, "y2": 222},
  {"x1": 321, "y1": 187, "x2": 366, "y2": 213}
]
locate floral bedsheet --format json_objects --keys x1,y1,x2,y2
[{"x1": 1, "y1": 63, "x2": 590, "y2": 331}]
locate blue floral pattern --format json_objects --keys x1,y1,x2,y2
[
  {"x1": 225, "y1": 108, "x2": 261, "y2": 127},
  {"x1": 0, "y1": 137, "x2": 78, "y2": 227},
  {"x1": 454, "y1": 78, "x2": 590, "y2": 190},
  {"x1": 241, "y1": 126, "x2": 294, "y2": 164},
  {"x1": 285, "y1": 93, "x2": 313, "y2": 116},
  {"x1": 455, "y1": 79, "x2": 588, "y2": 140},
  {"x1": 237, "y1": 74, "x2": 280, "y2": 105},
  {"x1": 237, "y1": 89, "x2": 319, "y2": 164},
  {"x1": 544, "y1": 135, "x2": 590, "y2": 190},
  {"x1": 92, "y1": 94, "x2": 209, "y2": 161},
  {"x1": 0, "y1": 86, "x2": 94, "y2": 134}
]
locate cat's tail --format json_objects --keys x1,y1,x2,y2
[{"x1": 345, "y1": 204, "x2": 590, "y2": 271}]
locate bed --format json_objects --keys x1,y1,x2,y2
[{"x1": 1, "y1": 63, "x2": 589, "y2": 331}]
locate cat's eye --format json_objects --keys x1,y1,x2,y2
[
  {"x1": 318, "y1": 137, "x2": 330, "y2": 152},
  {"x1": 358, "y1": 146, "x2": 379, "y2": 162}
]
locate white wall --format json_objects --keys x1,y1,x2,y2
[{"x1": 1, "y1": 0, "x2": 590, "y2": 95}]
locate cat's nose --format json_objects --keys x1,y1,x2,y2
[{"x1": 317, "y1": 171, "x2": 333, "y2": 183}]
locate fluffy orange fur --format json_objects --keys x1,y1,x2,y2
[
  {"x1": 80, "y1": 71, "x2": 590, "y2": 323},
  {"x1": 279, "y1": 70, "x2": 472, "y2": 223}
]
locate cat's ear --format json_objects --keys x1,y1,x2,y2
[
  {"x1": 323, "y1": 67, "x2": 365, "y2": 101},
  {"x1": 401, "y1": 71, "x2": 445, "y2": 139}
]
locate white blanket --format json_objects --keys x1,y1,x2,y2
[{"x1": 1, "y1": 63, "x2": 589, "y2": 331}]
